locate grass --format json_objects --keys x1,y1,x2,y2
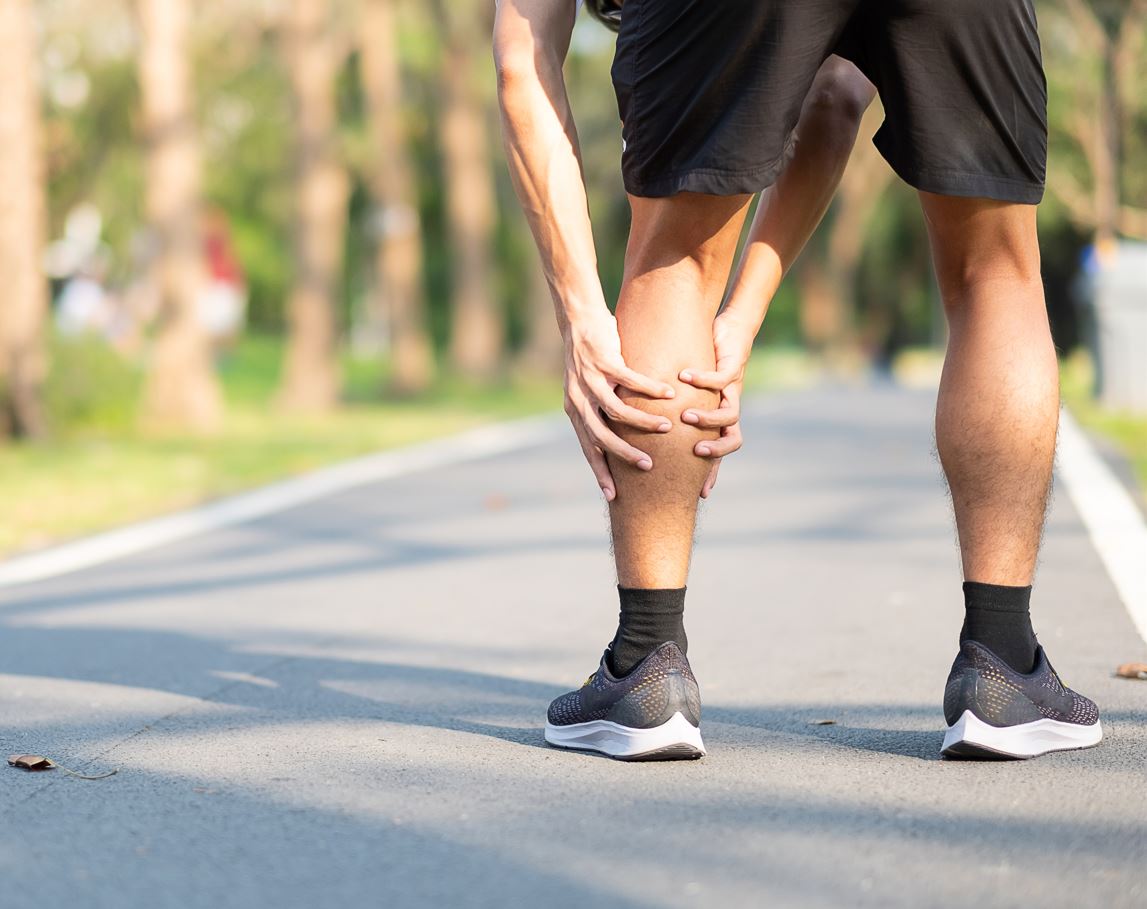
[
  {"x1": 1060, "y1": 350, "x2": 1147, "y2": 491},
  {"x1": 1, "y1": 336, "x2": 561, "y2": 557}
]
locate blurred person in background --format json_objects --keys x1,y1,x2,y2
[
  {"x1": 199, "y1": 207, "x2": 248, "y2": 353},
  {"x1": 495, "y1": 0, "x2": 1102, "y2": 762}
]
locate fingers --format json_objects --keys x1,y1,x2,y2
[
  {"x1": 680, "y1": 405, "x2": 738, "y2": 429},
  {"x1": 571, "y1": 401, "x2": 653, "y2": 471},
  {"x1": 610, "y1": 366, "x2": 676, "y2": 401},
  {"x1": 695, "y1": 422, "x2": 743, "y2": 458},
  {"x1": 597, "y1": 386, "x2": 672, "y2": 434},
  {"x1": 678, "y1": 366, "x2": 737, "y2": 392},
  {"x1": 570, "y1": 418, "x2": 617, "y2": 501},
  {"x1": 700, "y1": 459, "x2": 721, "y2": 499}
]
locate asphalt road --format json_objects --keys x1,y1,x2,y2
[{"x1": 2, "y1": 383, "x2": 1144, "y2": 908}]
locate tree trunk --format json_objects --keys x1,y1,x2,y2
[
  {"x1": 0, "y1": 0, "x2": 48, "y2": 439},
  {"x1": 801, "y1": 104, "x2": 893, "y2": 356},
  {"x1": 361, "y1": 0, "x2": 434, "y2": 394},
  {"x1": 434, "y1": 2, "x2": 502, "y2": 381},
  {"x1": 516, "y1": 255, "x2": 564, "y2": 377},
  {"x1": 278, "y1": 0, "x2": 349, "y2": 412},
  {"x1": 137, "y1": 0, "x2": 222, "y2": 431}
]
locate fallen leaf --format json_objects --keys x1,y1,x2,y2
[
  {"x1": 1115, "y1": 662, "x2": 1147, "y2": 680},
  {"x1": 7, "y1": 753, "x2": 116, "y2": 780},
  {"x1": 809, "y1": 719, "x2": 836, "y2": 726},
  {"x1": 8, "y1": 754, "x2": 54, "y2": 771}
]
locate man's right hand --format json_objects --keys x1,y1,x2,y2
[{"x1": 563, "y1": 313, "x2": 677, "y2": 502}]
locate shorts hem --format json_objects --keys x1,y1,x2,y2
[
  {"x1": 623, "y1": 135, "x2": 796, "y2": 199},
  {"x1": 877, "y1": 144, "x2": 1044, "y2": 205}
]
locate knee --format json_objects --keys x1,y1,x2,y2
[
  {"x1": 934, "y1": 240, "x2": 1043, "y2": 314},
  {"x1": 803, "y1": 57, "x2": 876, "y2": 142}
]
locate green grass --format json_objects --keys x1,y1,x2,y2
[
  {"x1": 1061, "y1": 350, "x2": 1147, "y2": 491},
  {"x1": 1, "y1": 337, "x2": 561, "y2": 557}
]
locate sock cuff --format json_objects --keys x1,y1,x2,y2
[
  {"x1": 617, "y1": 585, "x2": 686, "y2": 615},
  {"x1": 963, "y1": 581, "x2": 1032, "y2": 613}
]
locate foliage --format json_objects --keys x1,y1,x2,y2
[{"x1": 43, "y1": 333, "x2": 141, "y2": 433}]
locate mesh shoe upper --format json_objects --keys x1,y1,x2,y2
[
  {"x1": 547, "y1": 642, "x2": 701, "y2": 730},
  {"x1": 943, "y1": 640, "x2": 1099, "y2": 728}
]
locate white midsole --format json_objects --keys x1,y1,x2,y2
[
  {"x1": 544, "y1": 711, "x2": 705, "y2": 758},
  {"x1": 942, "y1": 708, "x2": 1103, "y2": 758}
]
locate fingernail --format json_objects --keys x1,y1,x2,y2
[
  {"x1": 663, "y1": 387, "x2": 676, "y2": 399},
  {"x1": 658, "y1": 421, "x2": 671, "y2": 432},
  {"x1": 602, "y1": 486, "x2": 615, "y2": 501},
  {"x1": 637, "y1": 458, "x2": 652, "y2": 470},
  {"x1": 679, "y1": 371, "x2": 692, "y2": 382},
  {"x1": 696, "y1": 445, "x2": 711, "y2": 456},
  {"x1": 682, "y1": 411, "x2": 698, "y2": 424}
]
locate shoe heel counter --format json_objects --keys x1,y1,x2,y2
[
  {"x1": 611, "y1": 669, "x2": 701, "y2": 730},
  {"x1": 943, "y1": 664, "x2": 981, "y2": 727},
  {"x1": 945, "y1": 644, "x2": 1046, "y2": 728}
]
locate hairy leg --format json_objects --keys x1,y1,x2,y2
[
  {"x1": 920, "y1": 193, "x2": 1057, "y2": 585},
  {"x1": 607, "y1": 192, "x2": 752, "y2": 588}
]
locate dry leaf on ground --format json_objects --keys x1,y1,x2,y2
[
  {"x1": 1115, "y1": 662, "x2": 1147, "y2": 680},
  {"x1": 8, "y1": 753, "x2": 117, "y2": 779},
  {"x1": 8, "y1": 754, "x2": 54, "y2": 770}
]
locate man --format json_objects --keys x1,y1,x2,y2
[{"x1": 493, "y1": 0, "x2": 1102, "y2": 761}]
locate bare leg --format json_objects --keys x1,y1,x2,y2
[
  {"x1": 607, "y1": 192, "x2": 752, "y2": 588},
  {"x1": 921, "y1": 193, "x2": 1058, "y2": 585}
]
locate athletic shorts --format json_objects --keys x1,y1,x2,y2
[{"x1": 611, "y1": 0, "x2": 1047, "y2": 203}]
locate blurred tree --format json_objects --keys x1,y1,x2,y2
[
  {"x1": 431, "y1": 0, "x2": 504, "y2": 381},
  {"x1": 0, "y1": 0, "x2": 49, "y2": 438},
  {"x1": 137, "y1": 0, "x2": 222, "y2": 429},
  {"x1": 516, "y1": 255, "x2": 565, "y2": 376},
  {"x1": 1044, "y1": 0, "x2": 1147, "y2": 241},
  {"x1": 360, "y1": 0, "x2": 435, "y2": 394},
  {"x1": 798, "y1": 103, "x2": 894, "y2": 356},
  {"x1": 278, "y1": 0, "x2": 350, "y2": 411}
]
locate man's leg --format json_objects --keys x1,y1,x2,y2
[
  {"x1": 603, "y1": 191, "x2": 751, "y2": 673},
  {"x1": 921, "y1": 193, "x2": 1055, "y2": 672}
]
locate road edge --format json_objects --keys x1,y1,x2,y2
[
  {"x1": 1057, "y1": 408, "x2": 1147, "y2": 647},
  {"x1": 0, "y1": 412, "x2": 565, "y2": 590}
]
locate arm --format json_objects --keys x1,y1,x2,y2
[
  {"x1": 494, "y1": 0, "x2": 676, "y2": 501},
  {"x1": 680, "y1": 57, "x2": 878, "y2": 496}
]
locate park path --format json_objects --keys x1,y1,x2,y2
[{"x1": 1, "y1": 383, "x2": 1144, "y2": 908}]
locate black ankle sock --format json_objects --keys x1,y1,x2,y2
[
  {"x1": 607, "y1": 586, "x2": 687, "y2": 678},
  {"x1": 960, "y1": 581, "x2": 1038, "y2": 673}
]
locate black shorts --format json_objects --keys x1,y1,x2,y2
[{"x1": 611, "y1": 0, "x2": 1047, "y2": 203}]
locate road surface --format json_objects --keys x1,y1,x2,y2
[{"x1": 2, "y1": 383, "x2": 1144, "y2": 908}]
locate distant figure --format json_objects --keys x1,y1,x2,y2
[
  {"x1": 199, "y1": 208, "x2": 247, "y2": 349},
  {"x1": 55, "y1": 266, "x2": 113, "y2": 338}
]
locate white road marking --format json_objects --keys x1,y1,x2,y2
[
  {"x1": 0, "y1": 414, "x2": 564, "y2": 590},
  {"x1": 1057, "y1": 408, "x2": 1147, "y2": 646}
]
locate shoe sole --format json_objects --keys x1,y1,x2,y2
[
  {"x1": 941, "y1": 709, "x2": 1103, "y2": 760},
  {"x1": 544, "y1": 711, "x2": 705, "y2": 761}
]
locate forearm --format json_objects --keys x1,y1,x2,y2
[
  {"x1": 495, "y1": 6, "x2": 609, "y2": 340},
  {"x1": 721, "y1": 60, "x2": 875, "y2": 337}
]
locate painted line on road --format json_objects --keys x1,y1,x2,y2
[
  {"x1": 1057, "y1": 408, "x2": 1147, "y2": 646},
  {"x1": 0, "y1": 413, "x2": 565, "y2": 590}
]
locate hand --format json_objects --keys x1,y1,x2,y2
[
  {"x1": 563, "y1": 313, "x2": 677, "y2": 502},
  {"x1": 678, "y1": 310, "x2": 755, "y2": 498}
]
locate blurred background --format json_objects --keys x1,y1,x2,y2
[{"x1": 0, "y1": 0, "x2": 1143, "y2": 556}]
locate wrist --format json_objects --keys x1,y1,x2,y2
[
  {"x1": 557, "y1": 296, "x2": 613, "y2": 343},
  {"x1": 717, "y1": 304, "x2": 761, "y2": 349}
]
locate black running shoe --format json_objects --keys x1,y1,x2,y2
[
  {"x1": 941, "y1": 640, "x2": 1102, "y2": 759},
  {"x1": 544, "y1": 642, "x2": 704, "y2": 760}
]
